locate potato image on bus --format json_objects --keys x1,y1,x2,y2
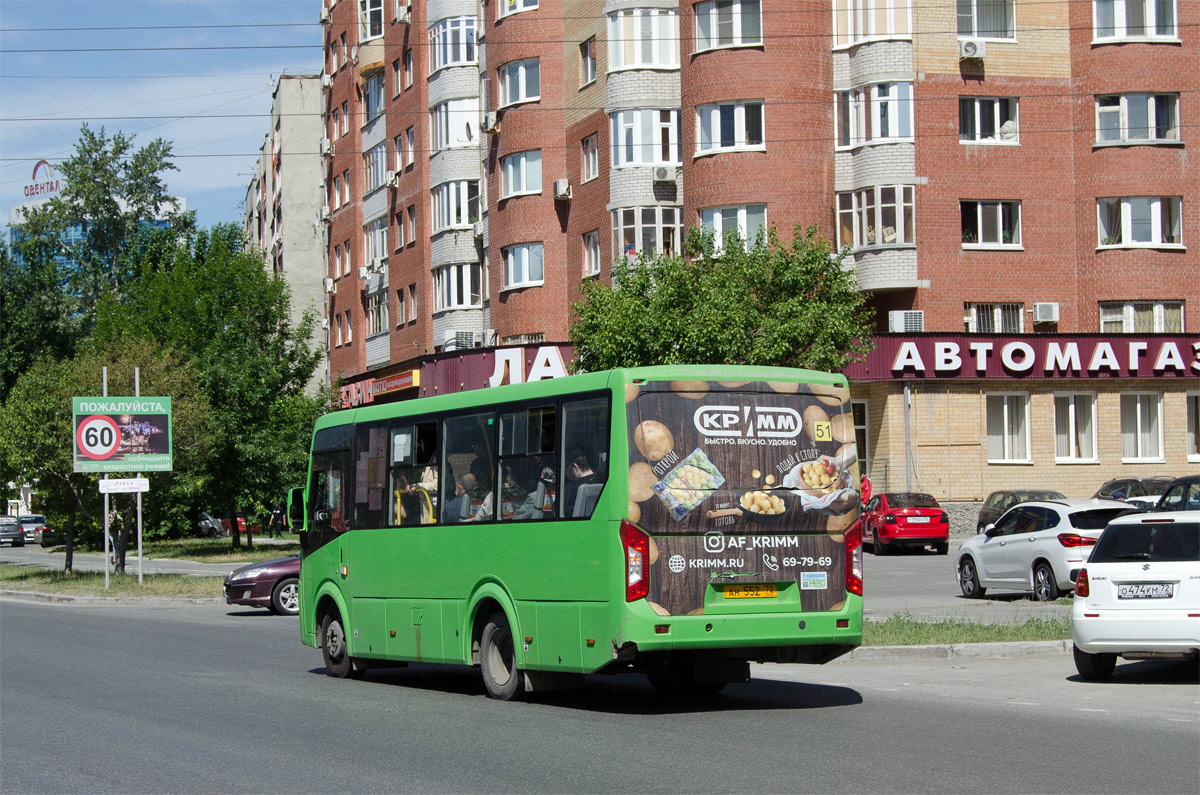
[
  {"x1": 633, "y1": 420, "x2": 674, "y2": 461},
  {"x1": 629, "y1": 462, "x2": 658, "y2": 503}
]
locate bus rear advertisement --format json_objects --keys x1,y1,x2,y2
[{"x1": 290, "y1": 366, "x2": 863, "y2": 699}]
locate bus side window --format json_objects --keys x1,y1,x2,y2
[
  {"x1": 442, "y1": 412, "x2": 496, "y2": 523},
  {"x1": 561, "y1": 397, "x2": 610, "y2": 518},
  {"x1": 499, "y1": 406, "x2": 557, "y2": 522},
  {"x1": 355, "y1": 422, "x2": 390, "y2": 529},
  {"x1": 389, "y1": 421, "x2": 439, "y2": 525},
  {"x1": 310, "y1": 450, "x2": 347, "y2": 537}
]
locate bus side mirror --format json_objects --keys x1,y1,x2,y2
[{"x1": 288, "y1": 487, "x2": 305, "y2": 529}]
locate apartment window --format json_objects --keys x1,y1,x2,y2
[
  {"x1": 986, "y1": 394, "x2": 1029, "y2": 463},
  {"x1": 334, "y1": 244, "x2": 342, "y2": 276},
  {"x1": 364, "y1": 72, "x2": 385, "y2": 122},
  {"x1": 394, "y1": 288, "x2": 407, "y2": 326},
  {"x1": 1094, "y1": 0, "x2": 1176, "y2": 39},
  {"x1": 340, "y1": 33, "x2": 347, "y2": 65},
  {"x1": 1187, "y1": 393, "x2": 1200, "y2": 461},
  {"x1": 406, "y1": 205, "x2": 416, "y2": 242},
  {"x1": 695, "y1": 0, "x2": 762, "y2": 51},
  {"x1": 833, "y1": 0, "x2": 912, "y2": 46},
  {"x1": 360, "y1": 0, "x2": 384, "y2": 40},
  {"x1": 332, "y1": 176, "x2": 341, "y2": 208},
  {"x1": 404, "y1": 49, "x2": 414, "y2": 88},
  {"x1": 394, "y1": 210, "x2": 406, "y2": 249},
  {"x1": 612, "y1": 206, "x2": 682, "y2": 262},
  {"x1": 343, "y1": 239, "x2": 352, "y2": 275},
  {"x1": 1096, "y1": 94, "x2": 1179, "y2": 144},
  {"x1": 611, "y1": 109, "x2": 681, "y2": 166},
  {"x1": 434, "y1": 263, "x2": 482, "y2": 310},
  {"x1": 959, "y1": 97, "x2": 1018, "y2": 143},
  {"x1": 336, "y1": 314, "x2": 344, "y2": 347},
  {"x1": 1099, "y1": 300, "x2": 1184, "y2": 333},
  {"x1": 608, "y1": 8, "x2": 680, "y2": 69},
  {"x1": 431, "y1": 98, "x2": 480, "y2": 152},
  {"x1": 851, "y1": 401, "x2": 870, "y2": 477},
  {"x1": 697, "y1": 101, "x2": 764, "y2": 154},
  {"x1": 582, "y1": 134, "x2": 599, "y2": 181},
  {"x1": 364, "y1": 142, "x2": 388, "y2": 193},
  {"x1": 430, "y1": 17, "x2": 477, "y2": 72},
  {"x1": 345, "y1": 309, "x2": 353, "y2": 343},
  {"x1": 584, "y1": 230, "x2": 601, "y2": 276},
  {"x1": 498, "y1": 58, "x2": 540, "y2": 107},
  {"x1": 957, "y1": 0, "x2": 1015, "y2": 38},
  {"x1": 332, "y1": 109, "x2": 341, "y2": 140},
  {"x1": 365, "y1": 290, "x2": 388, "y2": 336},
  {"x1": 341, "y1": 102, "x2": 349, "y2": 134},
  {"x1": 501, "y1": 150, "x2": 542, "y2": 197},
  {"x1": 1097, "y1": 197, "x2": 1182, "y2": 247},
  {"x1": 1054, "y1": 394, "x2": 1096, "y2": 462},
  {"x1": 835, "y1": 82, "x2": 913, "y2": 148},
  {"x1": 502, "y1": 243, "x2": 544, "y2": 289},
  {"x1": 837, "y1": 186, "x2": 915, "y2": 250},
  {"x1": 405, "y1": 127, "x2": 415, "y2": 165},
  {"x1": 961, "y1": 200, "x2": 1020, "y2": 247},
  {"x1": 392, "y1": 60, "x2": 402, "y2": 95},
  {"x1": 342, "y1": 170, "x2": 350, "y2": 204},
  {"x1": 432, "y1": 180, "x2": 479, "y2": 232},
  {"x1": 394, "y1": 135, "x2": 404, "y2": 171},
  {"x1": 498, "y1": 0, "x2": 537, "y2": 18},
  {"x1": 580, "y1": 38, "x2": 597, "y2": 86},
  {"x1": 699, "y1": 204, "x2": 766, "y2": 251},
  {"x1": 329, "y1": 42, "x2": 338, "y2": 74},
  {"x1": 408, "y1": 283, "x2": 418, "y2": 321},
  {"x1": 364, "y1": 217, "x2": 389, "y2": 265},
  {"x1": 1120, "y1": 392, "x2": 1162, "y2": 461},
  {"x1": 965, "y1": 302, "x2": 1023, "y2": 333}
]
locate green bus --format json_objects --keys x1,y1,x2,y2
[{"x1": 290, "y1": 365, "x2": 863, "y2": 699}]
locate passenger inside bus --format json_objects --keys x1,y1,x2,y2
[{"x1": 564, "y1": 450, "x2": 599, "y2": 518}]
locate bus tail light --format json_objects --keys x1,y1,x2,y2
[
  {"x1": 845, "y1": 521, "x2": 863, "y2": 597},
  {"x1": 619, "y1": 520, "x2": 650, "y2": 602},
  {"x1": 1057, "y1": 533, "x2": 1098, "y2": 548},
  {"x1": 1075, "y1": 568, "x2": 1089, "y2": 598}
]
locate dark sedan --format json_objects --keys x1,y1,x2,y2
[
  {"x1": 0, "y1": 516, "x2": 24, "y2": 547},
  {"x1": 223, "y1": 555, "x2": 300, "y2": 616},
  {"x1": 976, "y1": 489, "x2": 1066, "y2": 532},
  {"x1": 1093, "y1": 477, "x2": 1174, "y2": 501}
]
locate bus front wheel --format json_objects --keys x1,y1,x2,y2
[
  {"x1": 480, "y1": 611, "x2": 525, "y2": 701},
  {"x1": 321, "y1": 611, "x2": 355, "y2": 678}
]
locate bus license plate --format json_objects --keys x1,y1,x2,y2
[
  {"x1": 1118, "y1": 583, "x2": 1173, "y2": 599},
  {"x1": 723, "y1": 584, "x2": 777, "y2": 599}
]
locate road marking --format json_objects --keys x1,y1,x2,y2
[
  {"x1": 1008, "y1": 701, "x2": 1040, "y2": 706},
  {"x1": 1076, "y1": 708, "x2": 1108, "y2": 713}
]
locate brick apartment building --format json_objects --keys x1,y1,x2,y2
[{"x1": 314, "y1": 0, "x2": 1197, "y2": 507}]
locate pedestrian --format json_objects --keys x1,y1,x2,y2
[
  {"x1": 268, "y1": 502, "x2": 285, "y2": 538},
  {"x1": 860, "y1": 473, "x2": 873, "y2": 506}
]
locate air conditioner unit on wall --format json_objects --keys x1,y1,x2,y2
[
  {"x1": 473, "y1": 220, "x2": 484, "y2": 237},
  {"x1": 386, "y1": 170, "x2": 399, "y2": 188},
  {"x1": 320, "y1": 7, "x2": 329, "y2": 22},
  {"x1": 394, "y1": 0, "x2": 411, "y2": 23},
  {"x1": 320, "y1": 138, "x2": 332, "y2": 156},
  {"x1": 323, "y1": 277, "x2": 336, "y2": 294},
  {"x1": 959, "y1": 38, "x2": 986, "y2": 60},
  {"x1": 358, "y1": 266, "x2": 369, "y2": 280},
  {"x1": 320, "y1": 205, "x2": 331, "y2": 222},
  {"x1": 443, "y1": 329, "x2": 477, "y2": 351},
  {"x1": 888, "y1": 310, "x2": 924, "y2": 333},
  {"x1": 553, "y1": 178, "x2": 571, "y2": 199},
  {"x1": 321, "y1": 73, "x2": 333, "y2": 88},
  {"x1": 483, "y1": 112, "x2": 500, "y2": 134},
  {"x1": 653, "y1": 166, "x2": 674, "y2": 182},
  {"x1": 321, "y1": 317, "x2": 330, "y2": 329},
  {"x1": 1033, "y1": 302, "x2": 1060, "y2": 323}
]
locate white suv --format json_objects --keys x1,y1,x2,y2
[
  {"x1": 1071, "y1": 511, "x2": 1199, "y2": 681},
  {"x1": 956, "y1": 499, "x2": 1130, "y2": 602}
]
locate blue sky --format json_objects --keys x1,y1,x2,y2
[{"x1": 1, "y1": 0, "x2": 321, "y2": 231}]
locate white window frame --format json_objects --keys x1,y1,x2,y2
[
  {"x1": 332, "y1": 176, "x2": 341, "y2": 209},
  {"x1": 394, "y1": 210, "x2": 406, "y2": 249},
  {"x1": 699, "y1": 204, "x2": 767, "y2": 251},
  {"x1": 333, "y1": 244, "x2": 342, "y2": 277},
  {"x1": 695, "y1": 0, "x2": 763, "y2": 52},
  {"x1": 961, "y1": 199, "x2": 1021, "y2": 248},
  {"x1": 498, "y1": 58, "x2": 540, "y2": 108},
  {"x1": 837, "y1": 185, "x2": 915, "y2": 250},
  {"x1": 1120, "y1": 392, "x2": 1164, "y2": 462},
  {"x1": 341, "y1": 102, "x2": 349, "y2": 134},
  {"x1": 409, "y1": 283, "x2": 418, "y2": 321},
  {"x1": 1095, "y1": 93, "x2": 1180, "y2": 145},
  {"x1": 835, "y1": 82, "x2": 913, "y2": 149},
  {"x1": 832, "y1": 0, "x2": 913, "y2": 48},
  {"x1": 611, "y1": 206, "x2": 682, "y2": 262},
  {"x1": 430, "y1": 17, "x2": 477, "y2": 73},
  {"x1": 959, "y1": 96, "x2": 1019, "y2": 144},
  {"x1": 394, "y1": 135, "x2": 404, "y2": 171},
  {"x1": 432, "y1": 180, "x2": 480, "y2": 232},
  {"x1": 405, "y1": 127, "x2": 415, "y2": 165},
  {"x1": 332, "y1": 108, "x2": 341, "y2": 140},
  {"x1": 363, "y1": 142, "x2": 388, "y2": 194},
  {"x1": 430, "y1": 97, "x2": 480, "y2": 153},
  {"x1": 850, "y1": 399, "x2": 871, "y2": 477},
  {"x1": 1187, "y1": 391, "x2": 1200, "y2": 462},
  {"x1": 392, "y1": 59, "x2": 402, "y2": 96},
  {"x1": 500, "y1": 150, "x2": 542, "y2": 198},
  {"x1": 498, "y1": 0, "x2": 537, "y2": 19},
  {"x1": 434, "y1": 262, "x2": 483, "y2": 310},
  {"x1": 582, "y1": 134, "x2": 599, "y2": 182},
  {"x1": 363, "y1": 71, "x2": 386, "y2": 123},
  {"x1": 965, "y1": 302, "x2": 1023, "y2": 333},
  {"x1": 986, "y1": 393, "x2": 1031, "y2": 464},
  {"x1": 406, "y1": 205, "x2": 416, "y2": 242},
  {"x1": 1093, "y1": 0, "x2": 1177, "y2": 41},
  {"x1": 580, "y1": 38, "x2": 597, "y2": 86},
  {"x1": 1053, "y1": 393, "x2": 1098, "y2": 463},
  {"x1": 608, "y1": 8, "x2": 680, "y2": 70},
  {"x1": 394, "y1": 287, "x2": 407, "y2": 326},
  {"x1": 1098, "y1": 300, "x2": 1185, "y2": 333},
  {"x1": 363, "y1": 216, "x2": 388, "y2": 263},
  {"x1": 957, "y1": 0, "x2": 1016, "y2": 40},
  {"x1": 343, "y1": 239, "x2": 351, "y2": 276},
  {"x1": 501, "y1": 242, "x2": 544, "y2": 290},
  {"x1": 611, "y1": 108, "x2": 681, "y2": 167},
  {"x1": 360, "y1": 0, "x2": 384, "y2": 40},
  {"x1": 342, "y1": 171, "x2": 350, "y2": 204},
  {"x1": 696, "y1": 101, "x2": 764, "y2": 156},
  {"x1": 344, "y1": 309, "x2": 353, "y2": 343},
  {"x1": 335, "y1": 313, "x2": 344, "y2": 347},
  {"x1": 1096, "y1": 196, "x2": 1183, "y2": 248},
  {"x1": 404, "y1": 49, "x2": 414, "y2": 88},
  {"x1": 584, "y1": 230, "x2": 601, "y2": 276},
  {"x1": 365, "y1": 289, "x2": 389, "y2": 337}
]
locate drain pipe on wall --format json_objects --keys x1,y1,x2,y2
[{"x1": 903, "y1": 381, "x2": 913, "y2": 492}]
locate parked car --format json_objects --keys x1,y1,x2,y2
[
  {"x1": 1152, "y1": 475, "x2": 1200, "y2": 513},
  {"x1": 956, "y1": 498, "x2": 1129, "y2": 601},
  {"x1": 861, "y1": 492, "x2": 949, "y2": 555},
  {"x1": 0, "y1": 515, "x2": 25, "y2": 547},
  {"x1": 223, "y1": 555, "x2": 300, "y2": 615},
  {"x1": 1071, "y1": 510, "x2": 1199, "y2": 681},
  {"x1": 195, "y1": 512, "x2": 225, "y2": 538},
  {"x1": 222, "y1": 512, "x2": 247, "y2": 536},
  {"x1": 1093, "y1": 477, "x2": 1174, "y2": 501},
  {"x1": 976, "y1": 489, "x2": 1066, "y2": 532},
  {"x1": 18, "y1": 514, "x2": 55, "y2": 547}
]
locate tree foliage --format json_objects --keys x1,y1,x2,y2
[{"x1": 570, "y1": 225, "x2": 875, "y2": 373}]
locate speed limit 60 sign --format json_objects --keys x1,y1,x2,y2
[{"x1": 72, "y1": 397, "x2": 173, "y2": 473}]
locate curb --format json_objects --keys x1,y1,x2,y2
[
  {"x1": 0, "y1": 589, "x2": 223, "y2": 606},
  {"x1": 840, "y1": 639, "x2": 1072, "y2": 662}
]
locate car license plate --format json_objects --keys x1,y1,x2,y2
[
  {"x1": 906, "y1": 516, "x2": 930, "y2": 523},
  {"x1": 723, "y1": 584, "x2": 777, "y2": 599},
  {"x1": 1118, "y1": 583, "x2": 1174, "y2": 599}
]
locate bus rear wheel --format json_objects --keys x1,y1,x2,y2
[
  {"x1": 480, "y1": 611, "x2": 525, "y2": 701},
  {"x1": 321, "y1": 611, "x2": 356, "y2": 678}
]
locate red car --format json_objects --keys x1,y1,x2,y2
[{"x1": 861, "y1": 492, "x2": 949, "y2": 556}]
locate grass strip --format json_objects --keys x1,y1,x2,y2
[
  {"x1": 0, "y1": 563, "x2": 223, "y2": 599},
  {"x1": 863, "y1": 614, "x2": 1070, "y2": 646}
]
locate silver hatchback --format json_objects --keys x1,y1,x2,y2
[{"x1": 0, "y1": 515, "x2": 25, "y2": 547}]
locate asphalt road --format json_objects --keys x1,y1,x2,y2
[{"x1": 1, "y1": 599, "x2": 1196, "y2": 794}]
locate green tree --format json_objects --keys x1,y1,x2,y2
[
  {"x1": 94, "y1": 224, "x2": 330, "y2": 548},
  {"x1": 570, "y1": 225, "x2": 875, "y2": 372}
]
